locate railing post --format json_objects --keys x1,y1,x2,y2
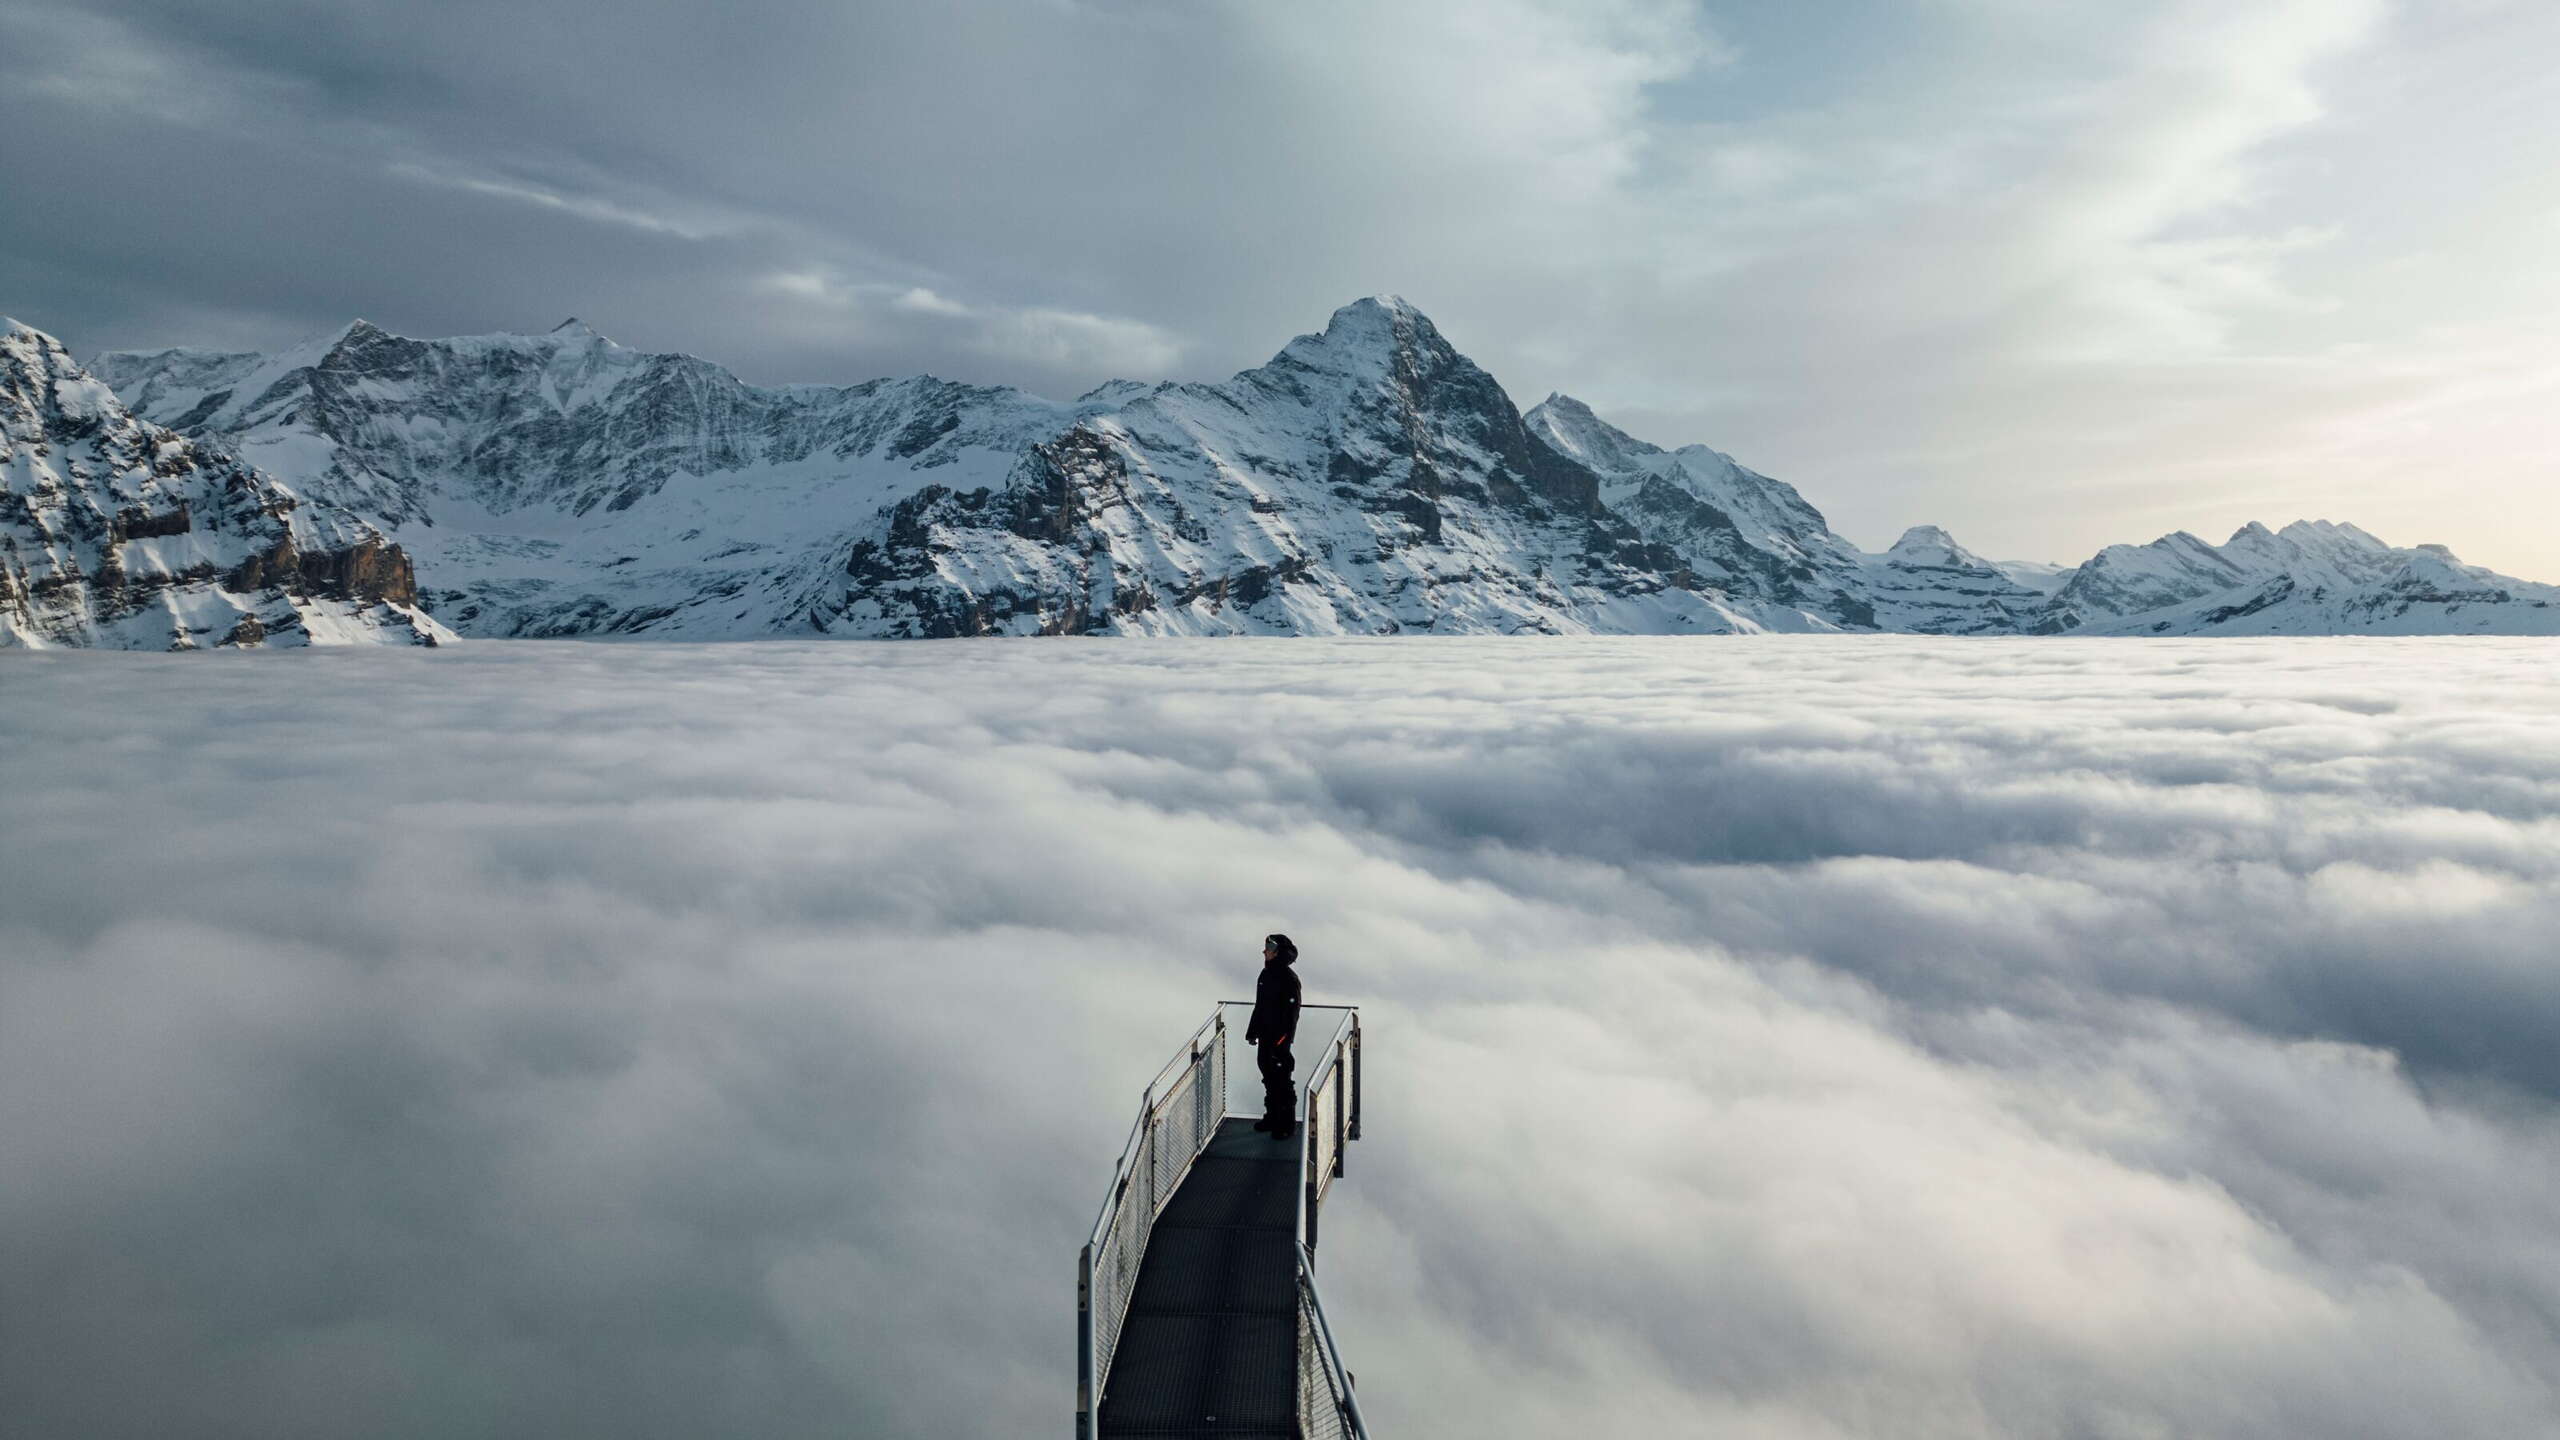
[
  {"x1": 1139, "y1": 1085, "x2": 1156, "y2": 1219},
  {"x1": 1333, "y1": 1042, "x2": 1348, "y2": 1179},
  {"x1": 1304, "y1": 1125, "x2": 1321, "y2": 1259},
  {"x1": 1076, "y1": 1243, "x2": 1094, "y2": 1440},
  {"x1": 1349, "y1": 1013, "x2": 1363, "y2": 1142},
  {"x1": 1190, "y1": 1038, "x2": 1205, "y2": 1142}
]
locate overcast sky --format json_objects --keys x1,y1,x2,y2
[
  {"x1": 3, "y1": 0, "x2": 2556, "y2": 576},
  {"x1": 7, "y1": 637, "x2": 2560, "y2": 1437}
]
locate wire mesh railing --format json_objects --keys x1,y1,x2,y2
[
  {"x1": 1076, "y1": 1011, "x2": 1225, "y2": 1437},
  {"x1": 1297, "y1": 1244, "x2": 1370, "y2": 1440}
]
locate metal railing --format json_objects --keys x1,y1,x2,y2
[
  {"x1": 1286, "y1": 1005, "x2": 1360, "y2": 1258},
  {"x1": 1076, "y1": 1010, "x2": 1226, "y2": 1435},
  {"x1": 1077, "y1": 1001, "x2": 1366, "y2": 1438},
  {"x1": 1297, "y1": 1243, "x2": 1370, "y2": 1440}
]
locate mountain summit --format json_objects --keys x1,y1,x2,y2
[{"x1": 803, "y1": 294, "x2": 1775, "y2": 637}]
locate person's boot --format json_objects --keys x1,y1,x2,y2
[{"x1": 1252, "y1": 1116, "x2": 1275, "y2": 1133}]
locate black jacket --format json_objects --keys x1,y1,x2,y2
[{"x1": 1246, "y1": 959, "x2": 1301, "y2": 1045}]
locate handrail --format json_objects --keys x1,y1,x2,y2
[
  {"x1": 1297, "y1": 1243, "x2": 1372, "y2": 1440},
  {"x1": 1077, "y1": 1010, "x2": 1226, "y2": 1440},
  {"x1": 1081, "y1": 1111, "x2": 1144, "y2": 1253},
  {"x1": 1218, "y1": 1001, "x2": 1363, "y2": 1252},
  {"x1": 1296, "y1": 1036, "x2": 1336, "y2": 1255},
  {"x1": 1082, "y1": 1009, "x2": 1223, "y2": 1253}
]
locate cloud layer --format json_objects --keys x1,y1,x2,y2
[
  {"x1": 4, "y1": 2, "x2": 2558, "y2": 578},
  {"x1": 5, "y1": 636, "x2": 2560, "y2": 1437}
]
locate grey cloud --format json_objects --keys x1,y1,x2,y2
[{"x1": 7, "y1": 635, "x2": 2560, "y2": 1437}]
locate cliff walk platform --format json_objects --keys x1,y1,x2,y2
[{"x1": 1077, "y1": 1004, "x2": 1368, "y2": 1440}]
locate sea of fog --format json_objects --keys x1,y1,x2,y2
[{"x1": 5, "y1": 636, "x2": 2558, "y2": 1438}]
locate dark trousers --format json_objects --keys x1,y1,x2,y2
[{"x1": 1256, "y1": 1039, "x2": 1295, "y2": 1134}]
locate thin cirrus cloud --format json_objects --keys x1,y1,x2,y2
[{"x1": 5, "y1": 636, "x2": 2559, "y2": 1437}]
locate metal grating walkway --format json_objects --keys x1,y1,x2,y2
[{"x1": 1096, "y1": 1118, "x2": 1303, "y2": 1438}]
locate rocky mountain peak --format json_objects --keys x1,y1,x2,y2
[
  {"x1": 1864, "y1": 524, "x2": 2044, "y2": 634},
  {"x1": 1524, "y1": 393, "x2": 1669, "y2": 472},
  {"x1": 2034, "y1": 530, "x2": 2250, "y2": 633},
  {"x1": 2, "y1": 319, "x2": 119, "y2": 435},
  {"x1": 2, "y1": 316, "x2": 60, "y2": 383},
  {"x1": 328, "y1": 317, "x2": 390, "y2": 348},
  {"x1": 1884, "y1": 525, "x2": 1987, "y2": 569},
  {"x1": 3, "y1": 315, "x2": 75, "y2": 375},
  {"x1": 2222, "y1": 520, "x2": 2297, "y2": 567},
  {"x1": 1206, "y1": 296, "x2": 1586, "y2": 518},
  {"x1": 2279, "y1": 518, "x2": 2388, "y2": 558},
  {"x1": 1327, "y1": 291, "x2": 1430, "y2": 335},
  {"x1": 317, "y1": 318, "x2": 430, "y2": 376},
  {"x1": 1265, "y1": 294, "x2": 1460, "y2": 382}
]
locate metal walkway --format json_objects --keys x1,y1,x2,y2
[{"x1": 1078, "y1": 1005, "x2": 1368, "y2": 1439}]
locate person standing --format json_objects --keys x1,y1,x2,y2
[{"x1": 1246, "y1": 933, "x2": 1302, "y2": 1139}]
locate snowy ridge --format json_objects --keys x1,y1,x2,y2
[
  {"x1": 1, "y1": 320, "x2": 448, "y2": 649},
  {"x1": 81, "y1": 298, "x2": 2560, "y2": 641},
  {"x1": 98, "y1": 318, "x2": 1081, "y2": 636},
  {"x1": 1525, "y1": 393, "x2": 1872, "y2": 630},
  {"x1": 799, "y1": 297, "x2": 1771, "y2": 636},
  {"x1": 2038, "y1": 520, "x2": 2560, "y2": 636},
  {"x1": 1990, "y1": 558, "x2": 2076, "y2": 596},
  {"x1": 1863, "y1": 525, "x2": 2052, "y2": 635}
]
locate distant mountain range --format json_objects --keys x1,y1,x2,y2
[{"x1": 5, "y1": 298, "x2": 2552, "y2": 648}]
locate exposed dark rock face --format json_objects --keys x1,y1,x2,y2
[
  {"x1": 113, "y1": 502, "x2": 192, "y2": 541},
  {"x1": 301, "y1": 536, "x2": 421, "y2": 608}
]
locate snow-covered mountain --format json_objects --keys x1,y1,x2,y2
[
  {"x1": 98, "y1": 300, "x2": 1837, "y2": 638},
  {"x1": 1, "y1": 320, "x2": 448, "y2": 649},
  {"x1": 94, "y1": 317, "x2": 1078, "y2": 636},
  {"x1": 800, "y1": 298, "x2": 1805, "y2": 636},
  {"x1": 82, "y1": 297, "x2": 2560, "y2": 642},
  {"x1": 1524, "y1": 393, "x2": 1873, "y2": 629},
  {"x1": 2034, "y1": 519, "x2": 2560, "y2": 635},
  {"x1": 1988, "y1": 558, "x2": 2076, "y2": 596},
  {"x1": 1859, "y1": 525, "x2": 2053, "y2": 635}
]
